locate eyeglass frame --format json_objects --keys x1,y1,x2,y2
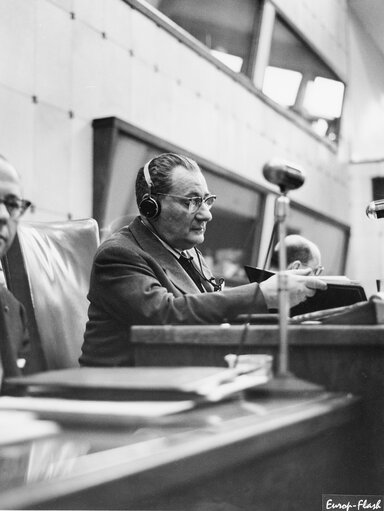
[
  {"x1": 0, "y1": 195, "x2": 32, "y2": 219},
  {"x1": 301, "y1": 264, "x2": 324, "y2": 276},
  {"x1": 154, "y1": 193, "x2": 217, "y2": 214}
]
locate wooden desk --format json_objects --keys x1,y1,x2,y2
[
  {"x1": 0, "y1": 392, "x2": 360, "y2": 510},
  {"x1": 131, "y1": 324, "x2": 384, "y2": 394},
  {"x1": 131, "y1": 324, "x2": 384, "y2": 494}
]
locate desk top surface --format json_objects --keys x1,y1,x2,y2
[{"x1": 0, "y1": 390, "x2": 357, "y2": 510}]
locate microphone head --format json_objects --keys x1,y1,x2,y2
[
  {"x1": 366, "y1": 199, "x2": 384, "y2": 219},
  {"x1": 263, "y1": 159, "x2": 305, "y2": 192}
]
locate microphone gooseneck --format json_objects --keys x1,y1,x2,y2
[
  {"x1": 263, "y1": 159, "x2": 305, "y2": 193},
  {"x1": 366, "y1": 199, "x2": 384, "y2": 219}
]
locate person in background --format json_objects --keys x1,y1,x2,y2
[
  {"x1": 271, "y1": 234, "x2": 324, "y2": 275},
  {"x1": 0, "y1": 155, "x2": 31, "y2": 381},
  {"x1": 80, "y1": 153, "x2": 326, "y2": 367}
]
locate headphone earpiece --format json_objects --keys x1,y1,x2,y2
[
  {"x1": 139, "y1": 159, "x2": 161, "y2": 219},
  {"x1": 139, "y1": 193, "x2": 161, "y2": 219}
]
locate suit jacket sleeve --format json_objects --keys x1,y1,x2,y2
[
  {"x1": 90, "y1": 241, "x2": 268, "y2": 326},
  {"x1": 0, "y1": 288, "x2": 29, "y2": 378}
]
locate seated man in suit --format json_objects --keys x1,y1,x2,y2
[
  {"x1": 80, "y1": 153, "x2": 326, "y2": 366},
  {"x1": 271, "y1": 235, "x2": 324, "y2": 275},
  {"x1": 0, "y1": 155, "x2": 31, "y2": 380}
]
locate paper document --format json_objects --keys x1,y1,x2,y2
[{"x1": 0, "y1": 396, "x2": 196, "y2": 425}]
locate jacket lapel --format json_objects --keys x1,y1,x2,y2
[{"x1": 128, "y1": 217, "x2": 201, "y2": 294}]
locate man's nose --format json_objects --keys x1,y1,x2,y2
[
  {"x1": 196, "y1": 202, "x2": 213, "y2": 221},
  {"x1": 0, "y1": 201, "x2": 10, "y2": 220}
]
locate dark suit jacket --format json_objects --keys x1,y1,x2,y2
[
  {"x1": 80, "y1": 217, "x2": 267, "y2": 367},
  {"x1": 0, "y1": 286, "x2": 29, "y2": 380}
]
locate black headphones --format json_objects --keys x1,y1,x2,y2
[{"x1": 139, "y1": 159, "x2": 161, "y2": 219}]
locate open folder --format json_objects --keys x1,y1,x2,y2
[
  {"x1": 5, "y1": 366, "x2": 270, "y2": 403},
  {"x1": 244, "y1": 265, "x2": 367, "y2": 316}
]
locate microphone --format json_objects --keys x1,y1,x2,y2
[
  {"x1": 366, "y1": 199, "x2": 384, "y2": 219},
  {"x1": 263, "y1": 159, "x2": 305, "y2": 192}
]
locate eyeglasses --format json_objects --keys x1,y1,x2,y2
[
  {"x1": 0, "y1": 196, "x2": 32, "y2": 218},
  {"x1": 312, "y1": 265, "x2": 324, "y2": 276},
  {"x1": 155, "y1": 193, "x2": 217, "y2": 214},
  {"x1": 302, "y1": 264, "x2": 324, "y2": 276}
]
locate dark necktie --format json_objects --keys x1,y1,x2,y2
[{"x1": 178, "y1": 253, "x2": 211, "y2": 292}]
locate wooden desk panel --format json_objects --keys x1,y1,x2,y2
[{"x1": 131, "y1": 325, "x2": 384, "y2": 393}]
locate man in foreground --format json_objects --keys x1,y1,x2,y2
[
  {"x1": 80, "y1": 153, "x2": 326, "y2": 366},
  {"x1": 0, "y1": 156, "x2": 31, "y2": 379}
]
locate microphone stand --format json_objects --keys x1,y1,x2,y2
[
  {"x1": 276, "y1": 194, "x2": 290, "y2": 377},
  {"x1": 264, "y1": 188, "x2": 324, "y2": 394}
]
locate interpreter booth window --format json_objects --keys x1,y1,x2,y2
[
  {"x1": 92, "y1": 117, "x2": 265, "y2": 286},
  {"x1": 149, "y1": 0, "x2": 263, "y2": 75},
  {"x1": 262, "y1": 16, "x2": 345, "y2": 144},
  {"x1": 287, "y1": 205, "x2": 349, "y2": 275}
]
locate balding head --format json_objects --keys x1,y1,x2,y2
[{"x1": 273, "y1": 234, "x2": 323, "y2": 274}]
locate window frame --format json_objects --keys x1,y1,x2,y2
[
  {"x1": 122, "y1": 0, "x2": 342, "y2": 150},
  {"x1": 255, "y1": 10, "x2": 346, "y2": 144},
  {"x1": 288, "y1": 200, "x2": 350, "y2": 275}
]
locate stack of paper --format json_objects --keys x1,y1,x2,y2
[
  {"x1": 0, "y1": 410, "x2": 59, "y2": 446},
  {"x1": 5, "y1": 366, "x2": 270, "y2": 402},
  {"x1": 0, "y1": 366, "x2": 270, "y2": 426}
]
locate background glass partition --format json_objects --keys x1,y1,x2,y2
[
  {"x1": 149, "y1": 0, "x2": 262, "y2": 75},
  {"x1": 287, "y1": 204, "x2": 349, "y2": 275},
  {"x1": 201, "y1": 171, "x2": 264, "y2": 285},
  {"x1": 263, "y1": 15, "x2": 345, "y2": 143}
]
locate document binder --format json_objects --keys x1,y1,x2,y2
[
  {"x1": 244, "y1": 265, "x2": 367, "y2": 316},
  {"x1": 291, "y1": 295, "x2": 384, "y2": 324}
]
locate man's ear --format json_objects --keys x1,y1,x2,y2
[{"x1": 288, "y1": 260, "x2": 301, "y2": 270}]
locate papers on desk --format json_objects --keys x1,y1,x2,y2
[
  {"x1": 0, "y1": 410, "x2": 60, "y2": 446},
  {"x1": 0, "y1": 366, "x2": 270, "y2": 426},
  {"x1": 5, "y1": 366, "x2": 270, "y2": 403},
  {"x1": 0, "y1": 397, "x2": 196, "y2": 426}
]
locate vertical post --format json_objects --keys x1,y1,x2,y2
[{"x1": 275, "y1": 194, "x2": 290, "y2": 376}]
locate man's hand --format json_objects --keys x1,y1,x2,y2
[{"x1": 258, "y1": 269, "x2": 327, "y2": 310}]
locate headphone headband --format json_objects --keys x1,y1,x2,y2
[{"x1": 143, "y1": 160, "x2": 154, "y2": 193}]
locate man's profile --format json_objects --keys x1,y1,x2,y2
[
  {"x1": 80, "y1": 153, "x2": 326, "y2": 367},
  {"x1": 0, "y1": 155, "x2": 32, "y2": 380}
]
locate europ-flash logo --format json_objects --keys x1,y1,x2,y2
[{"x1": 322, "y1": 495, "x2": 383, "y2": 511}]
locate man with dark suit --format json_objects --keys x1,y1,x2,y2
[
  {"x1": 80, "y1": 153, "x2": 326, "y2": 367},
  {"x1": 0, "y1": 156, "x2": 31, "y2": 380}
]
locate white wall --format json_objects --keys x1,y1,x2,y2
[
  {"x1": 344, "y1": 11, "x2": 384, "y2": 294},
  {"x1": 0, "y1": 0, "x2": 351, "y2": 225}
]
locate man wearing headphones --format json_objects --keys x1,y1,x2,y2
[{"x1": 80, "y1": 153, "x2": 326, "y2": 367}]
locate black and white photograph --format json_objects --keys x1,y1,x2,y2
[{"x1": 0, "y1": 1, "x2": 384, "y2": 510}]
